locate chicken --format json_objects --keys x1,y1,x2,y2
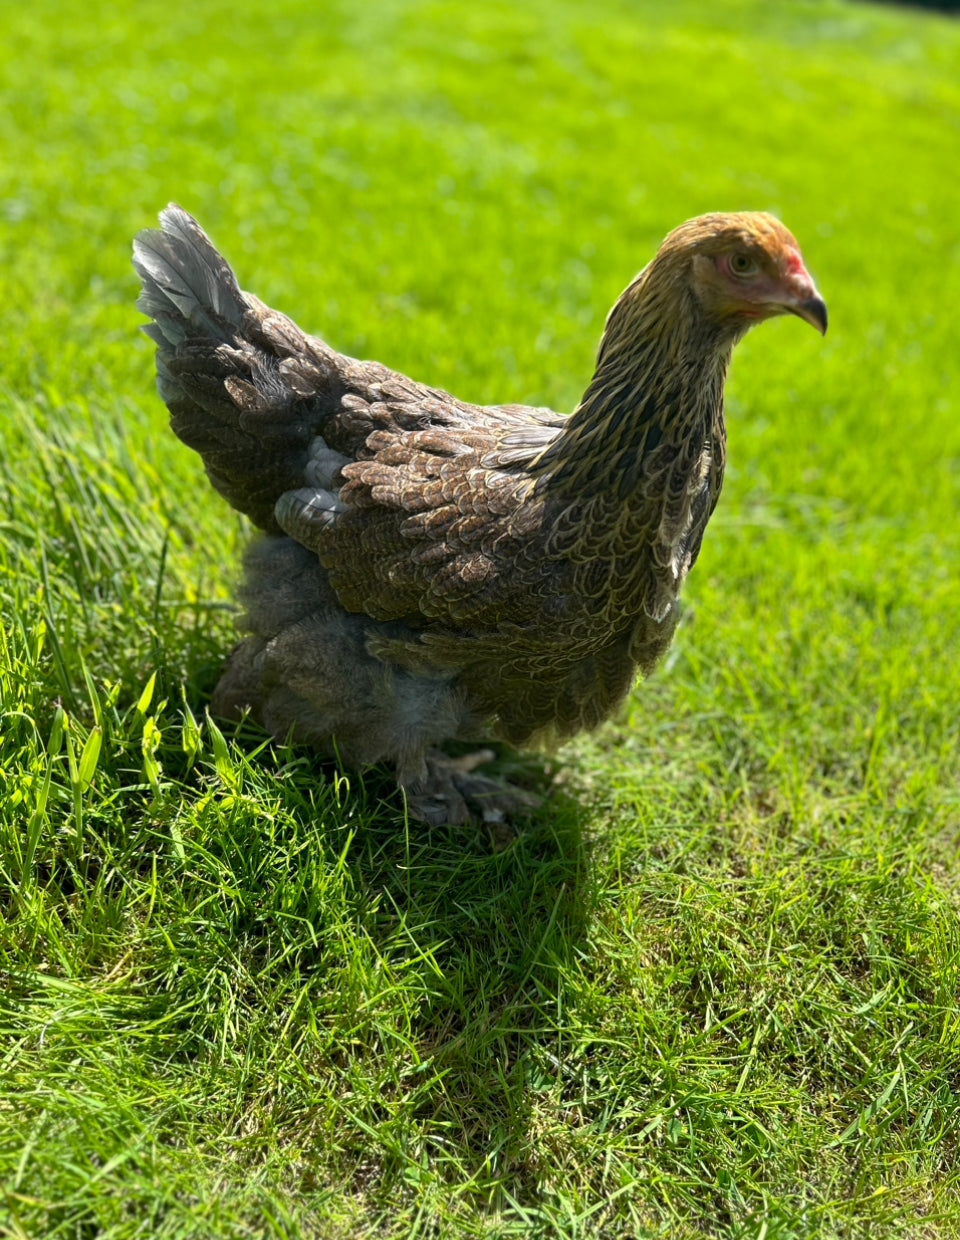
[{"x1": 133, "y1": 207, "x2": 826, "y2": 827}]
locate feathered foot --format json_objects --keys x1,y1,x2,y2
[{"x1": 402, "y1": 749, "x2": 540, "y2": 839}]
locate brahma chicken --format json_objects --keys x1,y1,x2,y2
[{"x1": 133, "y1": 207, "x2": 825, "y2": 826}]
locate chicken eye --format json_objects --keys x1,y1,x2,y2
[{"x1": 729, "y1": 253, "x2": 758, "y2": 278}]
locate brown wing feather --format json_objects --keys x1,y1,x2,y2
[{"x1": 313, "y1": 394, "x2": 554, "y2": 628}]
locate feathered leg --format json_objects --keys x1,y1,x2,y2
[{"x1": 216, "y1": 537, "x2": 539, "y2": 828}]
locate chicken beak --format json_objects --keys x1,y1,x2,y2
[{"x1": 789, "y1": 294, "x2": 828, "y2": 336}]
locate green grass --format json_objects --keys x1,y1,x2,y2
[{"x1": 1, "y1": 0, "x2": 959, "y2": 1235}]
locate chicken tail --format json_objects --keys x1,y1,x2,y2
[
  {"x1": 133, "y1": 204, "x2": 342, "y2": 530},
  {"x1": 133, "y1": 204, "x2": 248, "y2": 347}
]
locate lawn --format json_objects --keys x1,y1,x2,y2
[{"x1": 1, "y1": 0, "x2": 960, "y2": 1236}]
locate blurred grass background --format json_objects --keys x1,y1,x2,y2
[{"x1": 1, "y1": 0, "x2": 959, "y2": 1236}]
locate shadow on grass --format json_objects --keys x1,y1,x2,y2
[
  {"x1": 198, "y1": 726, "x2": 594, "y2": 1195},
  {"x1": 324, "y1": 760, "x2": 592, "y2": 1197},
  {"x1": 5, "y1": 627, "x2": 594, "y2": 1214}
]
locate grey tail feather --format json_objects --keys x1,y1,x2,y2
[{"x1": 132, "y1": 204, "x2": 248, "y2": 348}]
